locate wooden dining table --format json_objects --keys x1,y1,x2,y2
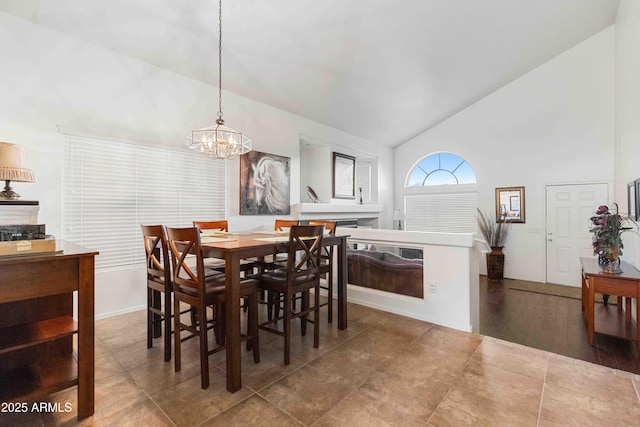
[{"x1": 200, "y1": 231, "x2": 350, "y2": 392}]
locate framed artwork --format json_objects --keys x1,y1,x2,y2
[
  {"x1": 628, "y1": 181, "x2": 637, "y2": 221},
  {"x1": 332, "y1": 152, "x2": 355, "y2": 199},
  {"x1": 495, "y1": 186, "x2": 525, "y2": 223},
  {"x1": 240, "y1": 150, "x2": 290, "y2": 215}
]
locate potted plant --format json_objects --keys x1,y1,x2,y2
[
  {"x1": 477, "y1": 209, "x2": 512, "y2": 280},
  {"x1": 589, "y1": 203, "x2": 635, "y2": 274}
]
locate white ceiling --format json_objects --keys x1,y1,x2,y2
[{"x1": 0, "y1": 0, "x2": 620, "y2": 147}]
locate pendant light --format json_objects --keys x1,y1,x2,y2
[{"x1": 187, "y1": 0, "x2": 252, "y2": 159}]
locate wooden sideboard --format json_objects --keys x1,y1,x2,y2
[
  {"x1": 580, "y1": 257, "x2": 640, "y2": 348},
  {"x1": 0, "y1": 242, "x2": 98, "y2": 419}
]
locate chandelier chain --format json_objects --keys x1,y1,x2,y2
[{"x1": 217, "y1": 0, "x2": 223, "y2": 120}]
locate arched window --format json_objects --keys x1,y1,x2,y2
[
  {"x1": 407, "y1": 152, "x2": 476, "y2": 187},
  {"x1": 403, "y1": 152, "x2": 477, "y2": 233}
]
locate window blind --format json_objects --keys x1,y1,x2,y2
[
  {"x1": 405, "y1": 192, "x2": 477, "y2": 233},
  {"x1": 62, "y1": 135, "x2": 226, "y2": 270}
]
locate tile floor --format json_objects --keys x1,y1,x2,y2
[{"x1": 3, "y1": 301, "x2": 640, "y2": 426}]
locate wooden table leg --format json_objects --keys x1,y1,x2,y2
[
  {"x1": 337, "y1": 237, "x2": 348, "y2": 330},
  {"x1": 225, "y1": 253, "x2": 242, "y2": 392},
  {"x1": 587, "y1": 276, "x2": 595, "y2": 345},
  {"x1": 625, "y1": 297, "x2": 632, "y2": 322}
]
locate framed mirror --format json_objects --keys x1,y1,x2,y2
[
  {"x1": 332, "y1": 152, "x2": 356, "y2": 199},
  {"x1": 495, "y1": 186, "x2": 525, "y2": 223}
]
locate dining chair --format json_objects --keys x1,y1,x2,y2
[
  {"x1": 141, "y1": 225, "x2": 173, "y2": 362},
  {"x1": 309, "y1": 220, "x2": 337, "y2": 323},
  {"x1": 166, "y1": 226, "x2": 260, "y2": 389},
  {"x1": 249, "y1": 225, "x2": 324, "y2": 365}
]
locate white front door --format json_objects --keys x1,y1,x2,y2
[{"x1": 546, "y1": 183, "x2": 608, "y2": 286}]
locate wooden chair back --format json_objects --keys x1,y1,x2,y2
[
  {"x1": 165, "y1": 226, "x2": 205, "y2": 298},
  {"x1": 274, "y1": 219, "x2": 298, "y2": 232},
  {"x1": 309, "y1": 220, "x2": 337, "y2": 236},
  {"x1": 285, "y1": 225, "x2": 325, "y2": 284},
  {"x1": 141, "y1": 225, "x2": 171, "y2": 285},
  {"x1": 193, "y1": 220, "x2": 229, "y2": 232}
]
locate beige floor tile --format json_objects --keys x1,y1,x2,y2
[
  {"x1": 109, "y1": 338, "x2": 170, "y2": 372},
  {"x1": 333, "y1": 327, "x2": 415, "y2": 362},
  {"x1": 546, "y1": 357, "x2": 638, "y2": 403},
  {"x1": 44, "y1": 374, "x2": 153, "y2": 425},
  {"x1": 378, "y1": 341, "x2": 474, "y2": 386},
  {"x1": 428, "y1": 359, "x2": 543, "y2": 426},
  {"x1": 259, "y1": 364, "x2": 356, "y2": 425},
  {"x1": 228, "y1": 343, "x2": 305, "y2": 392},
  {"x1": 313, "y1": 389, "x2": 426, "y2": 427},
  {"x1": 539, "y1": 382, "x2": 640, "y2": 427},
  {"x1": 0, "y1": 410, "x2": 44, "y2": 427},
  {"x1": 471, "y1": 340, "x2": 547, "y2": 380},
  {"x1": 309, "y1": 342, "x2": 384, "y2": 387},
  {"x1": 201, "y1": 395, "x2": 300, "y2": 426},
  {"x1": 151, "y1": 370, "x2": 253, "y2": 427},
  {"x1": 412, "y1": 325, "x2": 482, "y2": 356},
  {"x1": 373, "y1": 311, "x2": 434, "y2": 341},
  {"x1": 126, "y1": 354, "x2": 202, "y2": 395},
  {"x1": 359, "y1": 359, "x2": 452, "y2": 420}
]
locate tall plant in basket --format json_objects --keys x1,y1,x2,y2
[{"x1": 477, "y1": 209, "x2": 512, "y2": 281}]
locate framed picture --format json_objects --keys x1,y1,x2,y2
[
  {"x1": 240, "y1": 150, "x2": 290, "y2": 215},
  {"x1": 332, "y1": 152, "x2": 356, "y2": 199},
  {"x1": 495, "y1": 186, "x2": 525, "y2": 223},
  {"x1": 628, "y1": 181, "x2": 637, "y2": 221}
]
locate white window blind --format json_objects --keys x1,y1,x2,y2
[
  {"x1": 405, "y1": 193, "x2": 477, "y2": 233},
  {"x1": 356, "y1": 162, "x2": 371, "y2": 203},
  {"x1": 62, "y1": 135, "x2": 226, "y2": 270}
]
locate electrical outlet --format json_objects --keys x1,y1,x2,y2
[{"x1": 428, "y1": 282, "x2": 437, "y2": 293}]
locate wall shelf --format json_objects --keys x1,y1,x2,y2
[{"x1": 292, "y1": 203, "x2": 384, "y2": 221}]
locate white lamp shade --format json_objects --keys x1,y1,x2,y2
[{"x1": 0, "y1": 142, "x2": 35, "y2": 182}]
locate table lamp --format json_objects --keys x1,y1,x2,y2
[{"x1": 0, "y1": 142, "x2": 35, "y2": 200}]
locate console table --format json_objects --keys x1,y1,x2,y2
[
  {"x1": 0, "y1": 242, "x2": 97, "y2": 419},
  {"x1": 580, "y1": 257, "x2": 640, "y2": 348}
]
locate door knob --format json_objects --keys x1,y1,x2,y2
[{"x1": 547, "y1": 238, "x2": 553, "y2": 242}]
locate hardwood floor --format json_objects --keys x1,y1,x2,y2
[{"x1": 480, "y1": 275, "x2": 640, "y2": 374}]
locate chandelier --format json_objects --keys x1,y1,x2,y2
[{"x1": 188, "y1": 0, "x2": 252, "y2": 160}]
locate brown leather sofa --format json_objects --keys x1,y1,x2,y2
[{"x1": 347, "y1": 249, "x2": 423, "y2": 298}]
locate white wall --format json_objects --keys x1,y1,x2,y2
[
  {"x1": 615, "y1": 1, "x2": 640, "y2": 271},
  {"x1": 0, "y1": 11, "x2": 393, "y2": 317},
  {"x1": 394, "y1": 27, "x2": 616, "y2": 283}
]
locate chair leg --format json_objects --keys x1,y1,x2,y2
[
  {"x1": 301, "y1": 290, "x2": 309, "y2": 336},
  {"x1": 164, "y1": 288, "x2": 172, "y2": 362},
  {"x1": 284, "y1": 290, "x2": 292, "y2": 365},
  {"x1": 214, "y1": 303, "x2": 225, "y2": 345},
  {"x1": 173, "y1": 296, "x2": 182, "y2": 373},
  {"x1": 250, "y1": 293, "x2": 260, "y2": 363},
  {"x1": 147, "y1": 288, "x2": 153, "y2": 349},
  {"x1": 327, "y1": 266, "x2": 333, "y2": 323},
  {"x1": 199, "y1": 302, "x2": 210, "y2": 389},
  {"x1": 314, "y1": 284, "x2": 320, "y2": 348},
  {"x1": 267, "y1": 290, "x2": 274, "y2": 321}
]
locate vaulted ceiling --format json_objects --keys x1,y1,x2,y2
[{"x1": 0, "y1": 0, "x2": 620, "y2": 147}]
